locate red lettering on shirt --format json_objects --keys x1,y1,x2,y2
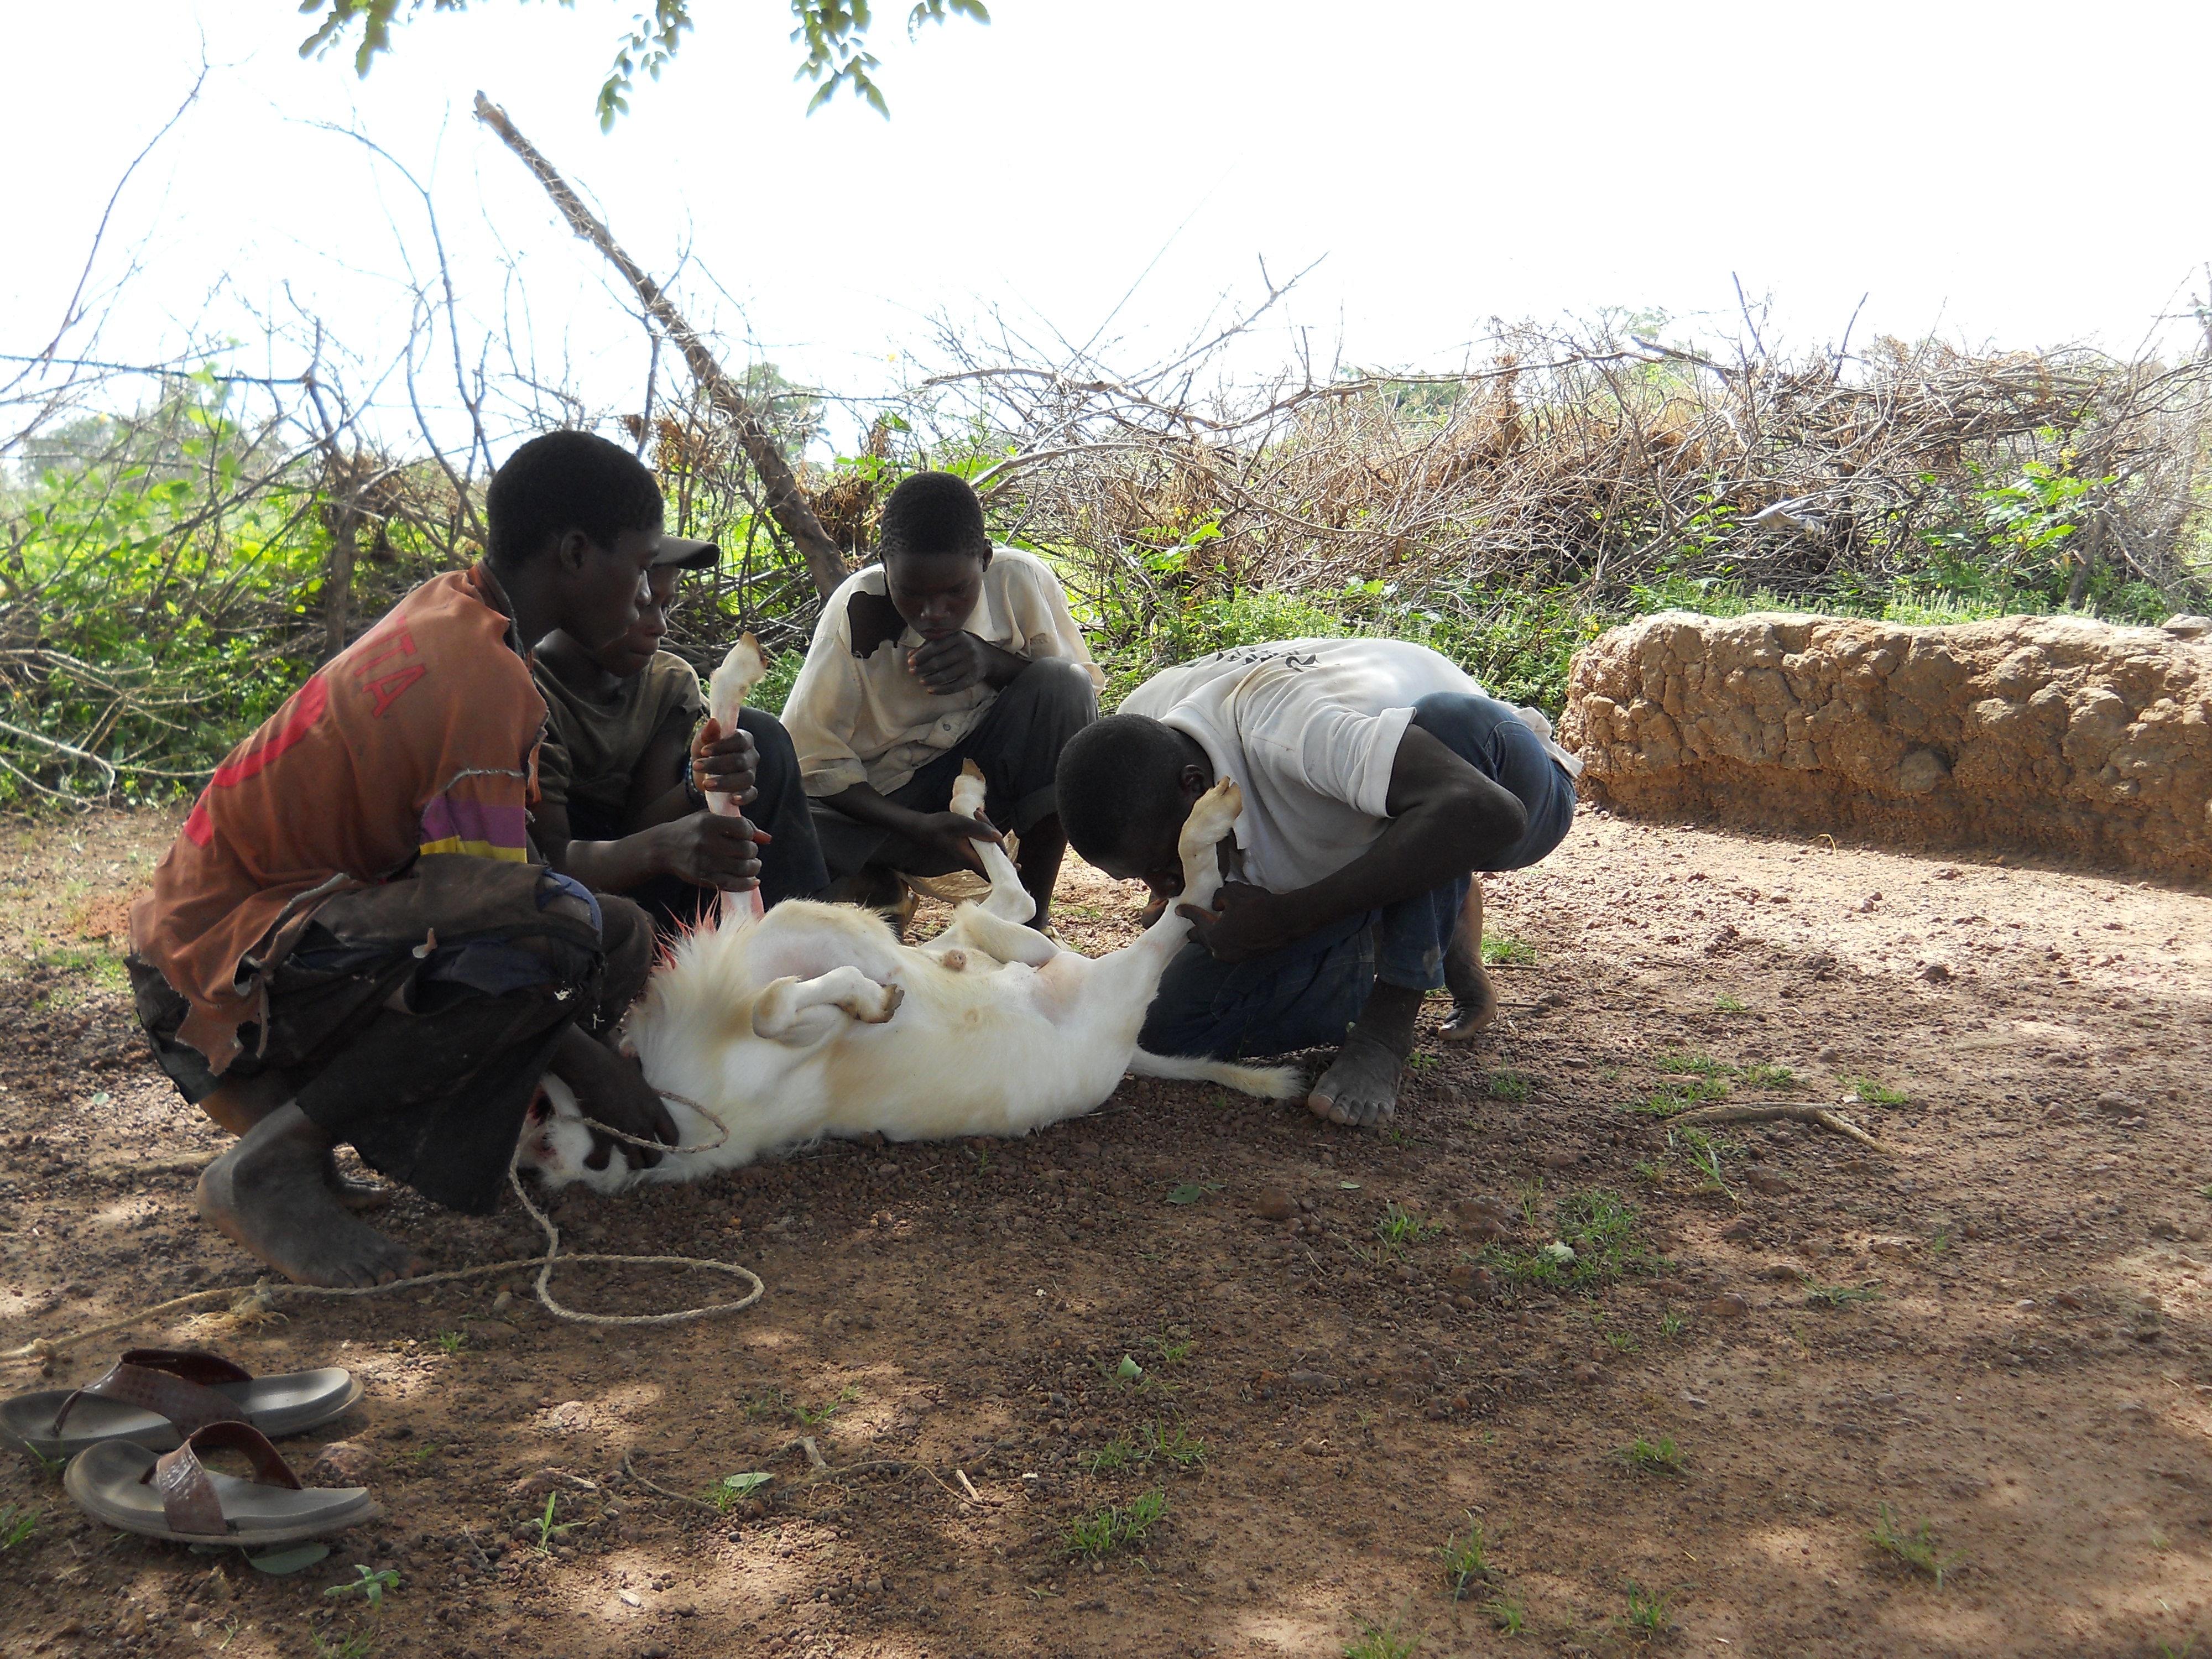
[
  {"x1": 182, "y1": 674, "x2": 334, "y2": 844},
  {"x1": 351, "y1": 618, "x2": 418, "y2": 679},
  {"x1": 362, "y1": 664, "x2": 429, "y2": 718}
]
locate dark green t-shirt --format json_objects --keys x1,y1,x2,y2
[{"x1": 532, "y1": 651, "x2": 704, "y2": 824}]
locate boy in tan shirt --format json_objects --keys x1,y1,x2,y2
[{"x1": 780, "y1": 472, "x2": 1102, "y2": 926}]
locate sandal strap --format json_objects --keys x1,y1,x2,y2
[
  {"x1": 52, "y1": 1348, "x2": 256, "y2": 1439},
  {"x1": 148, "y1": 1422, "x2": 303, "y2": 1537}
]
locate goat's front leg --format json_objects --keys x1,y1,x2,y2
[
  {"x1": 752, "y1": 968, "x2": 905, "y2": 1045},
  {"x1": 1171, "y1": 778, "x2": 1244, "y2": 919}
]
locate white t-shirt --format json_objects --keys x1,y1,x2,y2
[{"x1": 1119, "y1": 637, "x2": 1579, "y2": 894}]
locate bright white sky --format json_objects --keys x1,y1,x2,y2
[{"x1": 4, "y1": 0, "x2": 2208, "y2": 455}]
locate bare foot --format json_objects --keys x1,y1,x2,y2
[
  {"x1": 323, "y1": 1152, "x2": 392, "y2": 1213},
  {"x1": 1439, "y1": 933, "x2": 1497, "y2": 1042},
  {"x1": 197, "y1": 1104, "x2": 426, "y2": 1288},
  {"x1": 1306, "y1": 1030, "x2": 1405, "y2": 1128}
]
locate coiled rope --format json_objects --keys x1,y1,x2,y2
[{"x1": 2, "y1": 1096, "x2": 761, "y2": 1371}]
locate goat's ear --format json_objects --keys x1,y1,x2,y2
[{"x1": 525, "y1": 1088, "x2": 550, "y2": 1125}]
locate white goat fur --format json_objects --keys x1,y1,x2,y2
[{"x1": 522, "y1": 755, "x2": 1298, "y2": 1193}]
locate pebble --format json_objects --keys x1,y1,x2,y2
[
  {"x1": 463, "y1": 1319, "x2": 517, "y2": 1344},
  {"x1": 1702, "y1": 1293, "x2": 1750, "y2": 1319},
  {"x1": 1719, "y1": 1218, "x2": 1758, "y2": 1241},
  {"x1": 643, "y1": 1646, "x2": 670, "y2": 1658},
  {"x1": 1541, "y1": 1150, "x2": 1579, "y2": 1170},
  {"x1": 1571, "y1": 1361, "x2": 1602, "y2": 1384},
  {"x1": 307, "y1": 1442, "x2": 378, "y2": 1485},
  {"x1": 1287, "y1": 1370, "x2": 1339, "y2": 1392},
  {"x1": 2055, "y1": 1290, "x2": 2086, "y2": 1311},
  {"x1": 1746, "y1": 1171, "x2": 1794, "y2": 1197},
  {"x1": 1253, "y1": 1188, "x2": 1298, "y2": 1221}
]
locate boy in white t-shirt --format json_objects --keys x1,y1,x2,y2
[{"x1": 1056, "y1": 637, "x2": 1579, "y2": 1128}]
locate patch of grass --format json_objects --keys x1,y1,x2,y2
[
  {"x1": 1620, "y1": 1581, "x2": 1673, "y2": 1637},
  {"x1": 1844, "y1": 1077, "x2": 1909, "y2": 1107},
  {"x1": 1713, "y1": 993, "x2": 1748, "y2": 1013},
  {"x1": 1145, "y1": 1421, "x2": 1208, "y2": 1469},
  {"x1": 1928, "y1": 1227, "x2": 1952, "y2": 1254},
  {"x1": 1804, "y1": 1279, "x2": 1884, "y2": 1308},
  {"x1": 1065, "y1": 1488, "x2": 1168, "y2": 1558},
  {"x1": 1433, "y1": 1512, "x2": 1491, "y2": 1603},
  {"x1": 313, "y1": 1629, "x2": 378, "y2": 1659},
  {"x1": 1480, "y1": 934, "x2": 1535, "y2": 967},
  {"x1": 1486, "y1": 1593, "x2": 1526, "y2": 1634},
  {"x1": 1403, "y1": 1051, "x2": 1438, "y2": 1072},
  {"x1": 1084, "y1": 1433, "x2": 1138, "y2": 1475},
  {"x1": 1514, "y1": 1178, "x2": 1545, "y2": 1230},
  {"x1": 1658, "y1": 1309, "x2": 1688, "y2": 1339},
  {"x1": 1869, "y1": 1504, "x2": 1962, "y2": 1587},
  {"x1": 432, "y1": 1331, "x2": 467, "y2": 1356},
  {"x1": 323, "y1": 1565, "x2": 400, "y2": 1609},
  {"x1": 1604, "y1": 1329, "x2": 1639, "y2": 1354},
  {"x1": 528, "y1": 1493, "x2": 575, "y2": 1554},
  {"x1": 706, "y1": 1472, "x2": 773, "y2": 1512},
  {"x1": 1656, "y1": 1052, "x2": 1730, "y2": 1078},
  {"x1": 1481, "y1": 1188, "x2": 1661, "y2": 1290},
  {"x1": 749, "y1": 1385, "x2": 859, "y2": 1428},
  {"x1": 1152, "y1": 1329, "x2": 1194, "y2": 1366},
  {"x1": 1616, "y1": 1434, "x2": 1687, "y2": 1475},
  {"x1": 1740, "y1": 1062, "x2": 1797, "y2": 1089},
  {"x1": 1376, "y1": 1201, "x2": 1438, "y2": 1250},
  {"x1": 1626, "y1": 1074, "x2": 1730, "y2": 1118},
  {"x1": 1670, "y1": 1124, "x2": 1737, "y2": 1200},
  {"x1": 0, "y1": 1504, "x2": 36, "y2": 1550},
  {"x1": 1487, "y1": 1069, "x2": 1532, "y2": 1104},
  {"x1": 1343, "y1": 1612, "x2": 1425, "y2": 1658}
]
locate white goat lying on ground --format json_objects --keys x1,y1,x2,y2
[{"x1": 523, "y1": 758, "x2": 1298, "y2": 1193}]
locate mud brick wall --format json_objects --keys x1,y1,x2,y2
[{"x1": 1559, "y1": 611, "x2": 2212, "y2": 878}]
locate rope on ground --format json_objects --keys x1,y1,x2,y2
[
  {"x1": 1668, "y1": 1102, "x2": 1895, "y2": 1154},
  {"x1": 2, "y1": 1135, "x2": 763, "y2": 1369}
]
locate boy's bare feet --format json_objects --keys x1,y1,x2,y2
[
  {"x1": 1439, "y1": 929, "x2": 1497, "y2": 1041},
  {"x1": 1438, "y1": 876, "x2": 1496, "y2": 1042},
  {"x1": 1307, "y1": 1029, "x2": 1406, "y2": 1128},
  {"x1": 1307, "y1": 982, "x2": 1423, "y2": 1128},
  {"x1": 197, "y1": 1104, "x2": 426, "y2": 1287}
]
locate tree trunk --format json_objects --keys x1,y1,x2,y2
[
  {"x1": 472, "y1": 92, "x2": 850, "y2": 603},
  {"x1": 322, "y1": 504, "x2": 359, "y2": 663}
]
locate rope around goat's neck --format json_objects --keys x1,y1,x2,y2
[{"x1": 1, "y1": 1124, "x2": 762, "y2": 1369}]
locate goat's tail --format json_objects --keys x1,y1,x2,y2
[{"x1": 1129, "y1": 1047, "x2": 1304, "y2": 1100}]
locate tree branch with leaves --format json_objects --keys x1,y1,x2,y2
[{"x1": 297, "y1": 0, "x2": 988, "y2": 129}]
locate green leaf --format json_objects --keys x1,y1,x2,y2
[
  {"x1": 1115, "y1": 1355, "x2": 1144, "y2": 1381},
  {"x1": 1337, "y1": 1180, "x2": 1363, "y2": 1191},
  {"x1": 718, "y1": 1472, "x2": 773, "y2": 1497},
  {"x1": 249, "y1": 1543, "x2": 330, "y2": 1575},
  {"x1": 1166, "y1": 1183, "x2": 1204, "y2": 1204}
]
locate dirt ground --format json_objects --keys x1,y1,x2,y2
[{"x1": 1, "y1": 801, "x2": 2208, "y2": 1659}]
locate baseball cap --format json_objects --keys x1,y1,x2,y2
[{"x1": 651, "y1": 535, "x2": 721, "y2": 571}]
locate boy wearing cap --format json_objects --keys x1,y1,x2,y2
[
  {"x1": 128, "y1": 431, "x2": 682, "y2": 1288},
  {"x1": 530, "y1": 535, "x2": 827, "y2": 933}
]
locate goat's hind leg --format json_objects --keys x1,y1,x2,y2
[{"x1": 752, "y1": 967, "x2": 904, "y2": 1044}]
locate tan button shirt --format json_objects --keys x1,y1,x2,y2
[{"x1": 782, "y1": 546, "x2": 1104, "y2": 799}]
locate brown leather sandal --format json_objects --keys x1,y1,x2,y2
[
  {"x1": 64, "y1": 1420, "x2": 380, "y2": 1545},
  {"x1": 1, "y1": 1348, "x2": 362, "y2": 1460}
]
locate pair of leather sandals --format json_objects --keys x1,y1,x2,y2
[{"x1": 1, "y1": 1348, "x2": 379, "y2": 1546}]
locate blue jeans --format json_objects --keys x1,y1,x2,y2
[{"x1": 1136, "y1": 691, "x2": 1576, "y2": 1060}]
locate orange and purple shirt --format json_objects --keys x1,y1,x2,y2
[{"x1": 131, "y1": 564, "x2": 547, "y2": 1072}]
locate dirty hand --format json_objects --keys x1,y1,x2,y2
[
  {"x1": 692, "y1": 717, "x2": 759, "y2": 803},
  {"x1": 905, "y1": 632, "x2": 992, "y2": 695},
  {"x1": 653, "y1": 811, "x2": 764, "y2": 889},
  {"x1": 911, "y1": 808, "x2": 1002, "y2": 872},
  {"x1": 1176, "y1": 881, "x2": 1303, "y2": 963}
]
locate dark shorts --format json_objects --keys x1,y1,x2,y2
[
  {"x1": 1137, "y1": 691, "x2": 1578, "y2": 1060},
  {"x1": 569, "y1": 706, "x2": 831, "y2": 935},
  {"x1": 131, "y1": 855, "x2": 651, "y2": 1214},
  {"x1": 811, "y1": 657, "x2": 1098, "y2": 881}
]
